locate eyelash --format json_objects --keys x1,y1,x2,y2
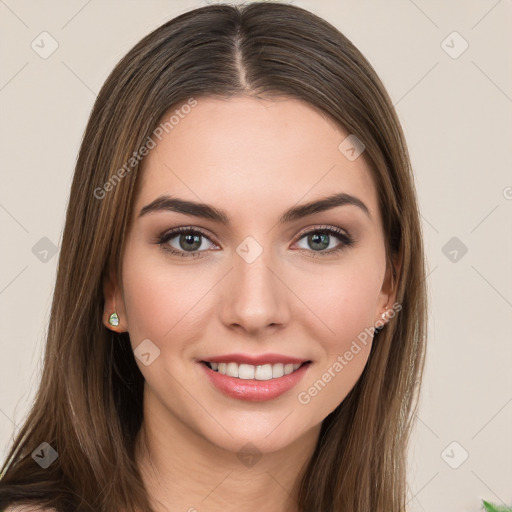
[{"x1": 155, "y1": 225, "x2": 355, "y2": 260}]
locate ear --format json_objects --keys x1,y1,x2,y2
[
  {"x1": 374, "y1": 249, "x2": 402, "y2": 328},
  {"x1": 102, "y1": 269, "x2": 129, "y2": 333}
]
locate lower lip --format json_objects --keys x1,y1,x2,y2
[{"x1": 199, "y1": 362, "x2": 311, "y2": 402}]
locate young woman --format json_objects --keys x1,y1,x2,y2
[{"x1": 0, "y1": 2, "x2": 427, "y2": 511}]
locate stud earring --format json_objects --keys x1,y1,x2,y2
[
  {"x1": 374, "y1": 306, "x2": 389, "y2": 332},
  {"x1": 108, "y1": 312, "x2": 119, "y2": 327}
]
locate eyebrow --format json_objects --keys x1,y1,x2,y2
[{"x1": 138, "y1": 192, "x2": 371, "y2": 224}]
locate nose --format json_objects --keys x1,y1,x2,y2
[{"x1": 219, "y1": 247, "x2": 290, "y2": 336}]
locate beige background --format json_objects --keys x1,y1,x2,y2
[{"x1": 1, "y1": 1, "x2": 511, "y2": 510}]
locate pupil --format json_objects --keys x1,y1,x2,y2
[
  {"x1": 310, "y1": 233, "x2": 329, "y2": 250},
  {"x1": 181, "y1": 233, "x2": 201, "y2": 251}
]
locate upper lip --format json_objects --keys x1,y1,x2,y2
[{"x1": 200, "y1": 353, "x2": 311, "y2": 366}]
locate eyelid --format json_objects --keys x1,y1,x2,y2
[{"x1": 294, "y1": 224, "x2": 350, "y2": 240}]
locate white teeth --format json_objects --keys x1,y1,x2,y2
[
  {"x1": 226, "y1": 362, "x2": 238, "y2": 378},
  {"x1": 208, "y1": 361, "x2": 304, "y2": 380},
  {"x1": 238, "y1": 364, "x2": 255, "y2": 379},
  {"x1": 254, "y1": 364, "x2": 273, "y2": 380},
  {"x1": 272, "y1": 363, "x2": 284, "y2": 378}
]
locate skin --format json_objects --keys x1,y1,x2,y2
[{"x1": 103, "y1": 95, "x2": 399, "y2": 512}]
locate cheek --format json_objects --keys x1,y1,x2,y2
[
  {"x1": 329, "y1": 271, "x2": 380, "y2": 342},
  {"x1": 294, "y1": 252, "x2": 384, "y2": 412},
  {"x1": 300, "y1": 254, "x2": 385, "y2": 349},
  {"x1": 120, "y1": 247, "x2": 210, "y2": 349}
]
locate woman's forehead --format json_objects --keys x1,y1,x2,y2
[{"x1": 135, "y1": 96, "x2": 380, "y2": 222}]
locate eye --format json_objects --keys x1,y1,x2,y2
[
  {"x1": 155, "y1": 224, "x2": 355, "y2": 259},
  {"x1": 293, "y1": 225, "x2": 355, "y2": 258},
  {"x1": 156, "y1": 227, "x2": 217, "y2": 259}
]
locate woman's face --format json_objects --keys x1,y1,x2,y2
[{"x1": 106, "y1": 95, "x2": 395, "y2": 454}]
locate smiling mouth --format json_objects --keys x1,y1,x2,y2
[{"x1": 201, "y1": 360, "x2": 311, "y2": 380}]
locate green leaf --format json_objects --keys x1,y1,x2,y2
[{"x1": 482, "y1": 500, "x2": 512, "y2": 512}]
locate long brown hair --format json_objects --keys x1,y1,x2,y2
[{"x1": 0, "y1": 3, "x2": 427, "y2": 511}]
